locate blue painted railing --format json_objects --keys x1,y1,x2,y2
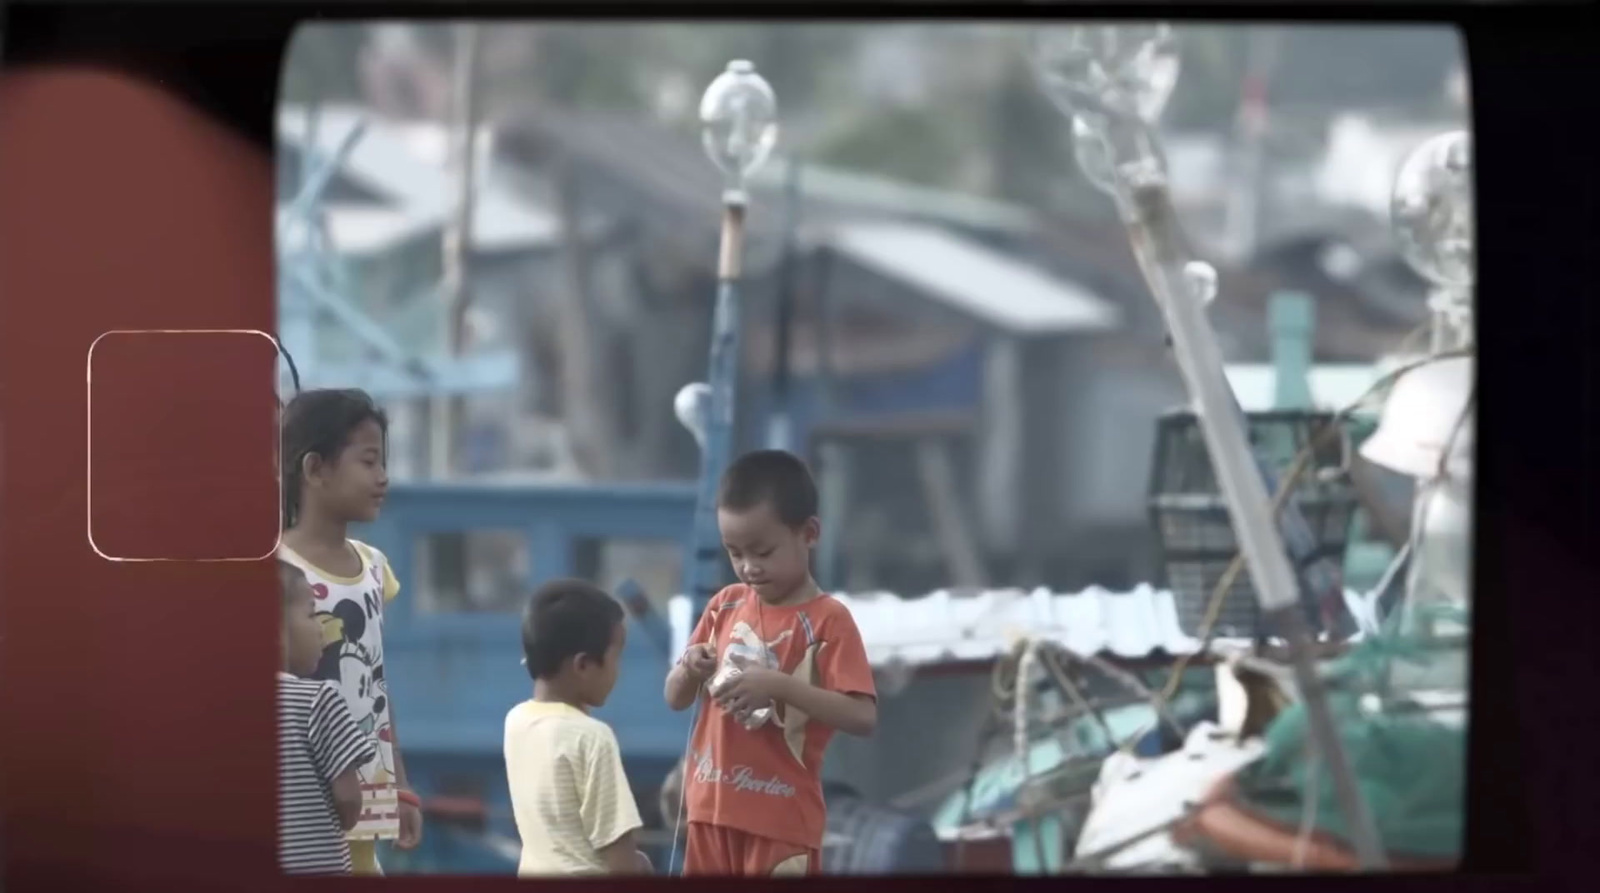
[{"x1": 354, "y1": 481, "x2": 699, "y2": 762}]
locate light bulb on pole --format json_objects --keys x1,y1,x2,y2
[
  {"x1": 678, "y1": 61, "x2": 779, "y2": 637},
  {"x1": 1031, "y1": 23, "x2": 1389, "y2": 870},
  {"x1": 700, "y1": 59, "x2": 779, "y2": 208},
  {"x1": 1033, "y1": 24, "x2": 1179, "y2": 122},
  {"x1": 1382, "y1": 133, "x2": 1476, "y2": 651},
  {"x1": 1035, "y1": 25, "x2": 1177, "y2": 195},
  {"x1": 1071, "y1": 114, "x2": 1118, "y2": 195},
  {"x1": 1391, "y1": 130, "x2": 1473, "y2": 353}
]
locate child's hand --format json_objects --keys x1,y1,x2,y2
[
  {"x1": 681, "y1": 643, "x2": 718, "y2": 681},
  {"x1": 713, "y1": 659, "x2": 786, "y2": 717},
  {"x1": 397, "y1": 796, "x2": 424, "y2": 850}
]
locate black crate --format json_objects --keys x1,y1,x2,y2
[{"x1": 1147, "y1": 410, "x2": 1358, "y2": 641}]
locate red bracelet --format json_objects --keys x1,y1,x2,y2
[{"x1": 396, "y1": 789, "x2": 421, "y2": 808}]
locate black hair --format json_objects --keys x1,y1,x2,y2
[
  {"x1": 277, "y1": 341, "x2": 302, "y2": 408},
  {"x1": 717, "y1": 449, "x2": 818, "y2": 527},
  {"x1": 280, "y1": 388, "x2": 388, "y2": 528},
  {"x1": 520, "y1": 579, "x2": 625, "y2": 680}
]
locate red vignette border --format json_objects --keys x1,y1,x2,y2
[
  {"x1": 0, "y1": 28, "x2": 1557, "y2": 893},
  {"x1": 0, "y1": 70, "x2": 282, "y2": 888},
  {"x1": 0, "y1": 67, "x2": 684, "y2": 893}
]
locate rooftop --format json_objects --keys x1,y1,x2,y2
[
  {"x1": 822, "y1": 221, "x2": 1121, "y2": 336},
  {"x1": 669, "y1": 585, "x2": 1216, "y2": 671},
  {"x1": 277, "y1": 104, "x2": 564, "y2": 256}
]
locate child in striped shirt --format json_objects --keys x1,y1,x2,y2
[{"x1": 277, "y1": 560, "x2": 375, "y2": 875}]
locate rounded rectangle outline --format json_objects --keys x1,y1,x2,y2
[{"x1": 85, "y1": 328, "x2": 284, "y2": 563}]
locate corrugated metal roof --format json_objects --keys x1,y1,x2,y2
[
  {"x1": 751, "y1": 158, "x2": 1038, "y2": 235},
  {"x1": 496, "y1": 107, "x2": 729, "y2": 239},
  {"x1": 279, "y1": 107, "x2": 444, "y2": 207},
  {"x1": 667, "y1": 585, "x2": 1207, "y2": 669},
  {"x1": 492, "y1": 108, "x2": 1151, "y2": 337},
  {"x1": 841, "y1": 586, "x2": 1200, "y2": 665},
  {"x1": 823, "y1": 222, "x2": 1121, "y2": 335}
]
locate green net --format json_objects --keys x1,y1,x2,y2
[{"x1": 1231, "y1": 605, "x2": 1467, "y2": 861}]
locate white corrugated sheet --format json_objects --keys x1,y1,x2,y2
[
  {"x1": 1224, "y1": 363, "x2": 1381, "y2": 413},
  {"x1": 824, "y1": 221, "x2": 1121, "y2": 335},
  {"x1": 668, "y1": 585, "x2": 1207, "y2": 669}
]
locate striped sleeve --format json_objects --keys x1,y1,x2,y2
[
  {"x1": 577, "y1": 723, "x2": 643, "y2": 851},
  {"x1": 307, "y1": 682, "x2": 375, "y2": 782}
]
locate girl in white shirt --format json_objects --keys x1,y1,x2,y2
[{"x1": 278, "y1": 388, "x2": 422, "y2": 875}]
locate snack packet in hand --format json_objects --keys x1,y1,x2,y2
[{"x1": 708, "y1": 644, "x2": 775, "y2": 730}]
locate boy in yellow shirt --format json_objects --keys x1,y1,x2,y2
[{"x1": 504, "y1": 579, "x2": 652, "y2": 875}]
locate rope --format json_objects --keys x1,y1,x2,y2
[
  {"x1": 1011, "y1": 641, "x2": 1053, "y2": 870},
  {"x1": 950, "y1": 352, "x2": 1474, "y2": 871},
  {"x1": 1116, "y1": 348, "x2": 1475, "y2": 758},
  {"x1": 665, "y1": 592, "x2": 769, "y2": 876},
  {"x1": 1389, "y1": 320, "x2": 1434, "y2": 363},
  {"x1": 1249, "y1": 600, "x2": 1467, "y2": 865},
  {"x1": 665, "y1": 682, "x2": 705, "y2": 876},
  {"x1": 1433, "y1": 386, "x2": 1476, "y2": 482},
  {"x1": 1038, "y1": 646, "x2": 1114, "y2": 745},
  {"x1": 1291, "y1": 734, "x2": 1321, "y2": 868}
]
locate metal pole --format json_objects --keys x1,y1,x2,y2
[
  {"x1": 282, "y1": 118, "x2": 368, "y2": 236},
  {"x1": 1223, "y1": 27, "x2": 1281, "y2": 261},
  {"x1": 1428, "y1": 285, "x2": 1473, "y2": 355},
  {"x1": 1069, "y1": 89, "x2": 1346, "y2": 638},
  {"x1": 685, "y1": 202, "x2": 748, "y2": 615},
  {"x1": 432, "y1": 22, "x2": 482, "y2": 479},
  {"x1": 1104, "y1": 116, "x2": 1387, "y2": 869},
  {"x1": 811, "y1": 249, "x2": 848, "y2": 591},
  {"x1": 301, "y1": 105, "x2": 321, "y2": 199},
  {"x1": 277, "y1": 116, "x2": 372, "y2": 393}
]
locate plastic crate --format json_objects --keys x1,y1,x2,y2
[{"x1": 1147, "y1": 410, "x2": 1358, "y2": 641}]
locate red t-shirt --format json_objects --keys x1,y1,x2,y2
[{"x1": 683, "y1": 584, "x2": 876, "y2": 849}]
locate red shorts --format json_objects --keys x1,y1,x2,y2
[{"x1": 684, "y1": 822, "x2": 820, "y2": 876}]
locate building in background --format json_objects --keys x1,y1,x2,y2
[{"x1": 275, "y1": 21, "x2": 1468, "y2": 875}]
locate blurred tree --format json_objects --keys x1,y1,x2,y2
[
  {"x1": 279, "y1": 20, "x2": 1462, "y2": 218},
  {"x1": 524, "y1": 24, "x2": 652, "y2": 110},
  {"x1": 813, "y1": 105, "x2": 966, "y2": 187},
  {"x1": 988, "y1": 54, "x2": 1074, "y2": 208}
]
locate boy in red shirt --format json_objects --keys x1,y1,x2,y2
[{"x1": 664, "y1": 450, "x2": 878, "y2": 876}]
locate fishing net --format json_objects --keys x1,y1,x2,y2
[{"x1": 1230, "y1": 604, "x2": 1467, "y2": 861}]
